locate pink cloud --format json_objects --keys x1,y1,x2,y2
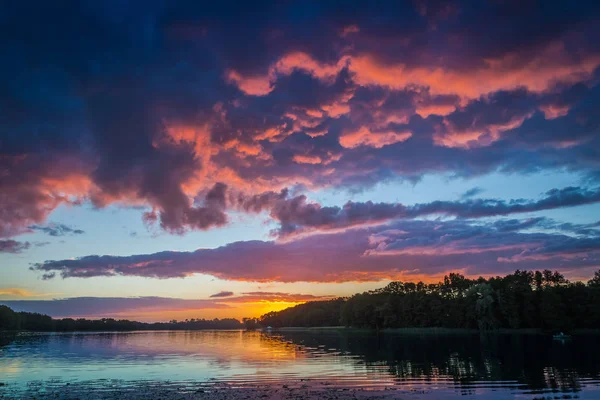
[
  {"x1": 348, "y1": 44, "x2": 600, "y2": 98},
  {"x1": 339, "y1": 127, "x2": 412, "y2": 149},
  {"x1": 435, "y1": 112, "x2": 533, "y2": 148},
  {"x1": 293, "y1": 154, "x2": 322, "y2": 165},
  {"x1": 225, "y1": 70, "x2": 273, "y2": 96}
]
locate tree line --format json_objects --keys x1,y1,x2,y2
[
  {"x1": 0, "y1": 307, "x2": 242, "y2": 331},
  {"x1": 259, "y1": 270, "x2": 600, "y2": 332},
  {"x1": 3, "y1": 269, "x2": 600, "y2": 333}
]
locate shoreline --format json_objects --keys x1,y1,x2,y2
[
  {"x1": 0, "y1": 380, "x2": 432, "y2": 400},
  {"x1": 4, "y1": 327, "x2": 599, "y2": 336}
]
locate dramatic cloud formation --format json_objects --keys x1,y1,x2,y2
[
  {"x1": 1, "y1": 1, "x2": 600, "y2": 240},
  {"x1": 240, "y1": 185, "x2": 600, "y2": 238},
  {"x1": 2, "y1": 1, "x2": 600, "y2": 292},
  {"x1": 31, "y1": 217, "x2": 600, "y2": 283}
]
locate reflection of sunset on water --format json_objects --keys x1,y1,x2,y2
[
  {"x1": 2, "y1": 331, "x2": 600, "y2": 398},
  {"x1": 100, "y1": 331, "x2": 305, "y2": 363}
]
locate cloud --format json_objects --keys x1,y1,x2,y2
[
  {"x1": 0, "y1": 239, "x2": 30, "y2": 253},
  {"x1": 461, "y1": 187, "x2": 485, "y2": 199},
  {"x1": 0, "y1": 288, "x2": 35, "y2": 297},
  {"x1": 28, "y1": 223, "x2": 85, "y2": 237},
  {"x1": 435, "y1": 89, "x2": 537, "y2": 148},
  {"x1": 209, "y1": 291, "x2": 234, "y2": 298},
  {"x1": 0, "y1": 297, "x2": 230, "y2": 319},
  {"x1": 347, "y1": 49, "x2": 600, "y2": 99},
  {"x1": 268, "y1": 185, "x2": 600, "y2": 237},
  {"x1": 0, "y1": 292, "x2": 334, "y2": 319},
  {"x1": 339, "y1": 127, "x2": 412, "y2": 149},
  {"x1": 30, "y1": 217, "x2": 600, "y2": 283},
  {"x1": 1, "y1": 1, "x2": 600, "y2": 240},
  {"x1": 141, "y1": 183, "x2": 600, "y2": 239},
  {"x1": 408, "y1": 186, "x2": 600, "y2": 219},
  {"x1": 223, "y1": 292, "x2": 334, "y2": 303}
]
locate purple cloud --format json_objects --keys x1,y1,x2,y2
[
  {"x1": 209, "y1": 291, "x2": 235, "y2": 298},
  {"x1": 0, "y1": 239, "x2": 30, "y2": 253},
  {"x1": 28, "y1": 223, "x2": 85, "y2": 237},
  {"x1": 30, "y1": 218, "x2": 600, "y2": 283},
  {"x1": 1, "y1": 1, "x2": 599, "y2": 240},
  {"x1": 0, "y1": 297, "x2": 229, "y2": 318}
]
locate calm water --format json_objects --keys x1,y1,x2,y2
[{"x1": 1, "y1": 330, "x2": 600, "y2": 398}]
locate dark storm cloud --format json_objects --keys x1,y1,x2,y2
[{"x1": 1, "y1": 0, "x2": 600, "y2": 242}]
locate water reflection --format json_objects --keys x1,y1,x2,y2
[
  {"x1": 275, "y1": 330, "x2": 600, "y2": 395},
  {"x1": 1, "y1": 330, "x2": 599, "y2": 398}
]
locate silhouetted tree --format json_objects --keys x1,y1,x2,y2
[
  {"x1": 243, "y1": 317, "x2": 260, "y2": 330},
  {"x1": 0, "y1": 305, "x2": 19, "y2": 330},
  {"x1": 588, "y1": 270, "x2": 600, "y2": 287},
  {"x1": 0, "y1": 307, "x2": 243, "y2": 332},
  {"x1": 260, "y1": 270, "x2": 600, "y2": 333}
]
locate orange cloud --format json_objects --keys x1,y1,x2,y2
[
  {"x1": 0, "y1": 154, "x2": 93, "y2": 237},
  {"x1": 226, "y1": 52, "x2": 348, "y2": 96},
  {"x1": 225, "y1": 70, "x2": 273, "y2": 96},
  {"x1": 348, "y1": 43, "x2": 600, "y2": 98},
  {"x1": 321, "y1": 101, "x2": 351, "y2": 118},
  {"x1": 274, "y1": 52, "x2": 345, "y2": 83},
  {"x1": 415, "y1": 103, "x2": 457, "y2": 118},
  {"x1": 539, "y1": 104, "x2": 571, "y2": 119},
  {"x1": 339, "y1": 127, "x2": 412, "y2": 148},
  {"x1": 255, "y1": 126, "x2": 286, "y2": 142},
  {"x1": 223, "y1": 138, "x2": 264, "y2": 157},
  {"x1": 435, "y1": 112, "x2": 533, "y2": 148},
  {"x1": 0, "y1": 288, "x2": 35, "y2": 297},
  {"x1": 293, "y1": 154, "x2": 322, "y2": 165}
]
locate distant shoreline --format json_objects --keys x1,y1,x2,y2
[{"x1": 4, "y1": 327, "x2": 600, "y2": 335}]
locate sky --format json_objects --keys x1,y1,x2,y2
[{"x1": 1, "y1": 0, "x2": 600, "y2": 322}]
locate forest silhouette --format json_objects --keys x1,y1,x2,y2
[
  {"x1": 2, "y1": 269, "x2": 600, "y2": 333},
  {"x1": 258, "y1": 269, "x2": 600, "y2": 332}
]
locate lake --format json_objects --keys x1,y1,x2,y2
[{"x1": 1, "y1": 330, "x2": 599, "y2": 399}]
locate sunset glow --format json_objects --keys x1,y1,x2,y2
[{"x1": 2, "y1": 0, "x2": 600, "y2": 322}]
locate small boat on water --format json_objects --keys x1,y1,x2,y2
[{"x1": 553, "y1": 332, "x2": 572, "y2": 340}]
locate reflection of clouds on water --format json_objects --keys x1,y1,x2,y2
[{"x1": 0, "y1": 331, "x2": 599, "y2": 398}]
